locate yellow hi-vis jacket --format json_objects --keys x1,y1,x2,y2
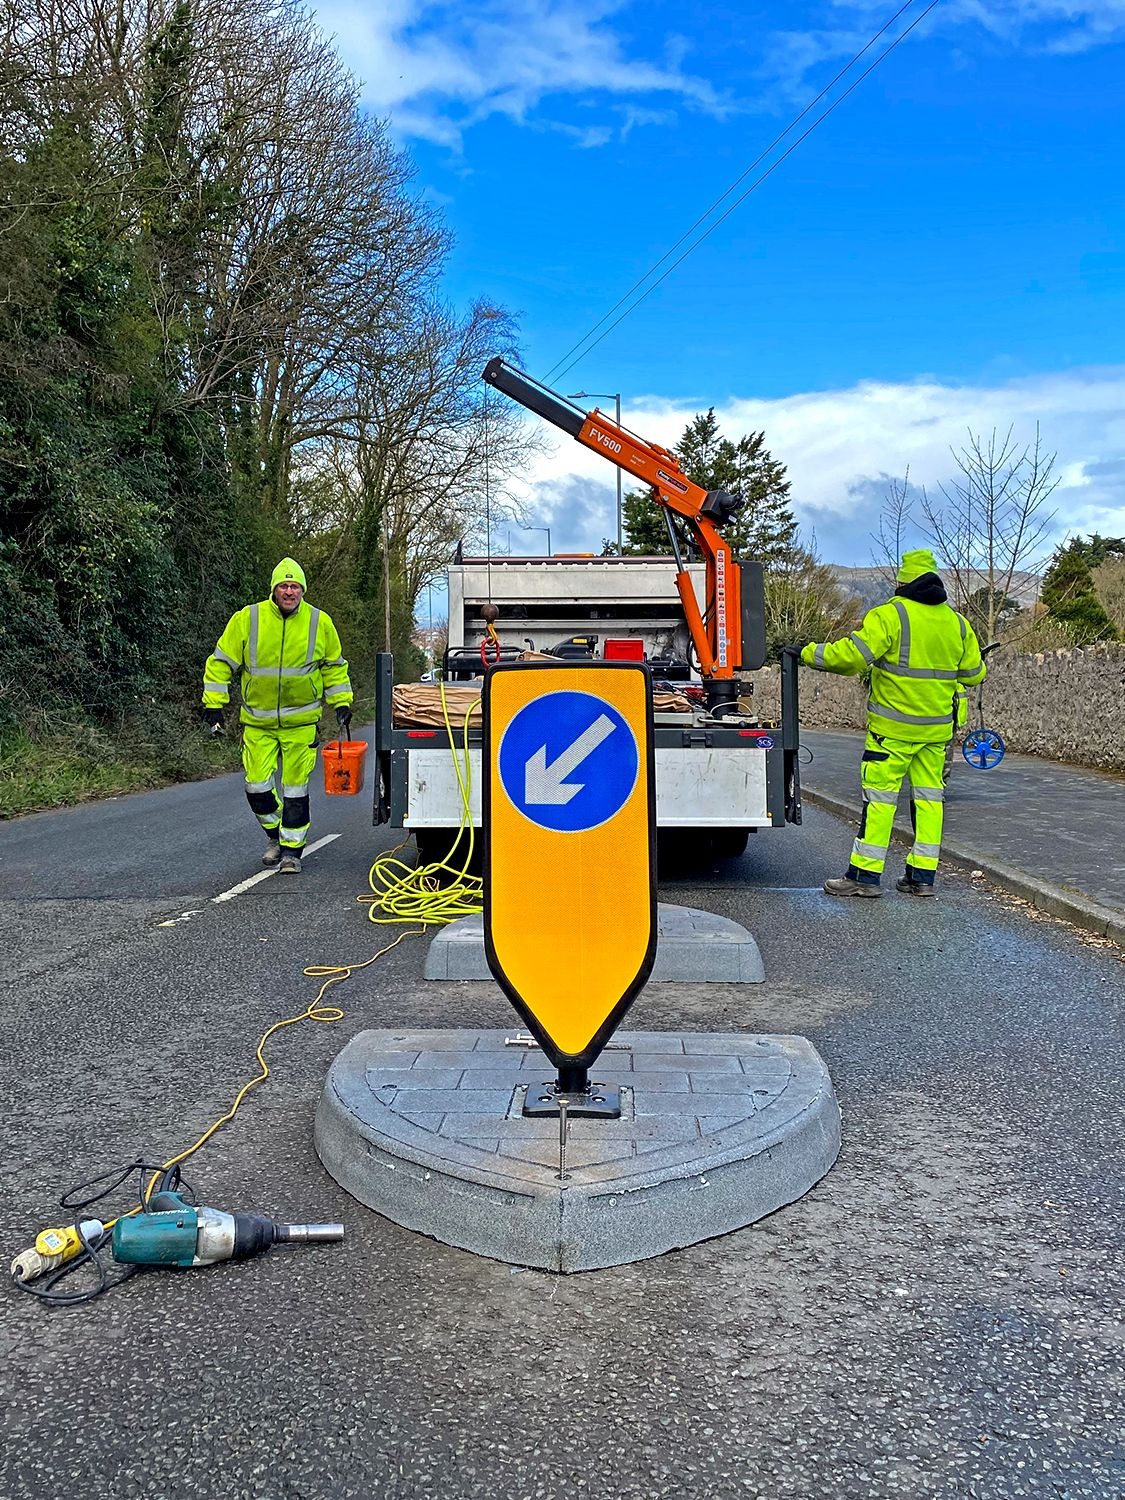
[
  {"x1": 801, "y1": 597, "x2": 986, "y2": 743},
  {"x1": 202, "y1": 597, "x2": 353, "y2": 730}
]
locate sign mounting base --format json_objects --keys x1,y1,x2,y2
[{"x1": 523, "y1": 1072, "x2": 622, "y2": 1119}]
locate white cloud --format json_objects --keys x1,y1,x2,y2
[
  {"x1": 952, "y1": 0, "x2": 1125, "y2": 47},
  {"x1": 763, "y1": 1, "x2": 1125, "y2": 97},
  {"x1": 313, "y1": 0, "x2": 724, "y2": 147},
  {"x1": 315, "y1": 0, "x2": 1125, "y2": 148},
  {"x1": 505, "y1": 365, "x2": 1125, "y2": 564}
]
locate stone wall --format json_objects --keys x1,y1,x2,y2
[
  {"x1": 976, "y1": 643, "x2": 1125, "y2": 771},
  {"x1": 748, "y1": 642, "x2": 1125, "y2": 772}
]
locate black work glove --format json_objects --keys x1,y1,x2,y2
[
  {"x1": 202, "y1": 706, "x2": 224, "y2": 735},
  {"x1": 335, "y1": 706, "x2": 353, "y2": 734},
  {"x1": 778, "y1": 644, "x2": 804, "y2": 657}
]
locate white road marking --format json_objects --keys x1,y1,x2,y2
[{"x1": 211, "y1": 833, "x2": 341, "y2": 904}]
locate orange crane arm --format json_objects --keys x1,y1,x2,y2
[{"x1": 482, "y1": 358, "x2": 745, "y2": 680}]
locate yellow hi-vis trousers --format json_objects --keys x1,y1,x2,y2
[
  {"x1": 848, "y1": 732, "x2": 946, "y2": 887},
  {"x1": 242, "y1": 724, "x2": 318, "y2": 852}
]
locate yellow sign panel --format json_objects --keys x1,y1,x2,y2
[{"x1": 484, "y1": 662, "x2": 656, "y2": 1067}]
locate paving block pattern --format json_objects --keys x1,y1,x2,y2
[{"x1": 314, "y1": 1028, "x2": 840, "y2": 1272}]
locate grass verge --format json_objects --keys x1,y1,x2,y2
[
  {"x1": 0, "y1": 695, "x2": 376, "y2": 819},
  {"x1": 1, "y1": 710, "x2": 242, "y2": 819}
]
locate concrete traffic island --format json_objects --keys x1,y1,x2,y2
[
  {"x1": 314, "y1": 1028, "x2": 841, "y2": 1272},
  {"x1": 423, "y1": 905, "x2": 766, "y2": 983}
]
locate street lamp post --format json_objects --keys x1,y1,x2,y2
[
  {"x1": 569, "y1": 389, "x2": 623, "y2": 552},
  {"x1": 519, "y1": 523, "x2": 551, "y2": 556}
]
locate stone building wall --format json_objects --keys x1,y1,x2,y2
[{"x1": 747, "y1": 642, "x2": 1125, "y2": 773}]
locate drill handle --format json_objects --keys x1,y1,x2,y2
[{"x1": 147, "y1": 1191, "x2": 190, "y2": 1213}]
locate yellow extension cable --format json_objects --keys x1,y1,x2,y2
[
  {"x1": 19, "y1": 674, "x2": 486, "y2": 1279},
  {"x1": 361, "y1": 676, "x2": 485, "y2": 927},
  {"x1": 118, "y1": 926, "x2": 423, "y2": 1222},
  {"x1": 130, "y1": 676, "x2": 483, "y2": 1214}
]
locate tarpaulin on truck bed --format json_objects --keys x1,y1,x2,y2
[{"x1": 391, "y1": 682, "x2": 693, "y2": 728}]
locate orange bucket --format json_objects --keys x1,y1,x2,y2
[{"x1": 322, "y1": 739, "x2": 367, "y2": 796}]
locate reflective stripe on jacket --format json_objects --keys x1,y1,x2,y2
[
  {"x1": 800, "y1": 597, "x2": 986, "y2": 743},
  {"x1": 202, "y1": 598, "x2": 353, "y2": 729}
]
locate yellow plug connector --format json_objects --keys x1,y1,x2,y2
[{"x1": 11, "y1": 1220, "x2": 105, "y2": 1283}]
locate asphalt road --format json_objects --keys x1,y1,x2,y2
[{"x1": 1, "y1": 758, "x2": 1122, "y2": 1500}]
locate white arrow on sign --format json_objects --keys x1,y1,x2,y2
[{"x1": 524, "y1": 713, "x2": 616, "y2": 805}]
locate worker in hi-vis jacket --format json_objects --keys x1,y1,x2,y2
[
  {"x1": 202, "y1": 558, "x2": 353, "y2": 874},
  {"x1": 800, "y1": 548, "x2": 986, "y2": 899}
]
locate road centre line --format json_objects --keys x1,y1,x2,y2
[{"x1": 211, "y1": 833, "x2": 341, "y2": 904}]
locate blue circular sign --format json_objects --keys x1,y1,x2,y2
[{"x1": 498, "y1": 691, "x2": 639, "y2": 833}]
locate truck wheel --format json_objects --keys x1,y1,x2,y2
[{"x1": 711, "y1": 828, "x2": 750, "y2": 859}]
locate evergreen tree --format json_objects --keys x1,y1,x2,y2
[
  {"x1": 1068, "y1": 533, "x2": 1125, "y2": 569},
  {"x1": 1040, "y1": 539, "x2": 1117, "y2": 643},
  {"x1": 619, "y1": 487, "x2": 671, "y2": 554},
  {"x1": 676, "y1": 410, "x2": 797, "y2": 564},
  {"x1": 619, "y1": 410, "x2": 795, "y2": 563}
]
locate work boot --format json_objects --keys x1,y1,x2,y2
[
  {"x1": 823, "y1": 877, "x2": 881, "y2": 899},
  {"x1": 279, "y1": 853, "x2": 302, "y2": 875},
  {"x1": 262, "y1": 840, "x2": 282, "y2": 867},
  {"x1": 896, "y1": 877, "x2": 936, "y2": 898}
]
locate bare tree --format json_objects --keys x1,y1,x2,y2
[
  {"x1": 765, "y1": 539, "x2": 861, "y2": 657},
  {"x1": 3, "y1": 0, "x2": 452, "y2": 516},
  {"x1": 870, "y1": 469, "x2": 916, "y2": 593},
  {"x1": 345, "y1": 301, "x2": 540, "y2": 636},
  {"x1": 871, "y1": 429, "x2": 1059, "y2": 641},
  {"x1": 289, "y1": 301, "x2": 541, "y2": 649},
  {"x1": 920, "y1": 426, "x2": 1059, "y2": 641}
]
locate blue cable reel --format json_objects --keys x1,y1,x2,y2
[
  {"x1": 961, "y1": 642, "x2": 1004, "y2": 769},
  {"x1": 962, "y1": 726, "x2": 1005, "y2": 769}
]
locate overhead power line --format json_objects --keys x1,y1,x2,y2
[{"x1": 547, "y1": 0, "x2": 943, "y2": 385}]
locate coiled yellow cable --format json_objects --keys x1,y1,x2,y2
[{"x1": 362, "y1": 677, "x2": 484, "y2": 927}]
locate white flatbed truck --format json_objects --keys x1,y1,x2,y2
[{"x1": 372, "y1": 553, "x2": 801, "y2": 863}]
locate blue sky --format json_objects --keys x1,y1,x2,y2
[{"x1": 315, "y1": 0, "x2": 1125, "y2": 565}]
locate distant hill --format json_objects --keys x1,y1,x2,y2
[
  {"x1": 829, "y1": 565, "x2": 1040, "y2": 612},
  {"x1": 828, "y1": 566, "x2": 895, "y2": 610}
]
